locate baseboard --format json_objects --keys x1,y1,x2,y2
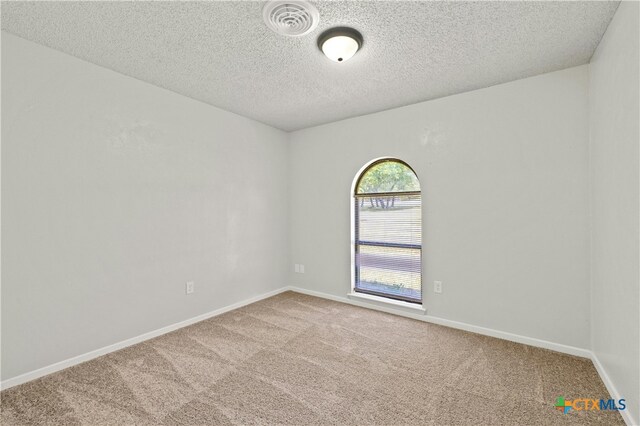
[
  {"x1": 0, "y1": 287, "x2": 289, "y2": 391},
  {"x1": 591, "y1": 353, "x2": 637, "y2": 426},
  {"x1": 286, "y1": 286, "x2": 592, "y2": 358},
  {"x1": 289, "y1": 287, "x2": 640, "y2": 422},
  {"x1": 4, "y1": 284, "x2": 629, "y2": 426}
]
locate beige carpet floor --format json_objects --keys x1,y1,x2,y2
[{"x1": 1, "y1": 291, "x2": 624, "y2": 425}]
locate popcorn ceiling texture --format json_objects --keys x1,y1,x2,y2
[{"x1": 1, "y1": 1, "x2": 619, "y2": 131}]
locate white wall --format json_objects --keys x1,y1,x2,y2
[
  {"x1": 3, "y1": 11, "x2": 637, "y2": 417},
  {"x1": 289, "y1": 65, "x2": 591, "y2": 349},
  {"x1": 1, "y1": 33, "x2": 289, "y2": 381},
  {"x1": 589, "y1": 2, "x2": 640, "y2": 424}
]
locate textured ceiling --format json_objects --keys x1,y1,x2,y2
[{"x1": 2, "y1": 1, "x2": 619, "y2": 131}]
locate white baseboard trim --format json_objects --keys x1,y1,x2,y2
[
  {"x1": 591, "y1": 353, "x2": 637, "y2": 426},
  {"x1": 0, "y1": 287, "x2": 289, "y2": 391},
  {"x1": 289, "y1": 287, "x2": 640, "y2": 424},
  {"x1": 287, "y1": 286, "x2": 592, "y2": 358},
  {"x1": 4, "y1": 284, "x2": 631, "y2": 425}
]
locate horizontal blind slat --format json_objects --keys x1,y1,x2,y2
[{"x1": 355, "y1": 194, "x2": 422, "y2": 303}]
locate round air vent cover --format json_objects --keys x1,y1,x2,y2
[{"x1": 263, "y1": 1, "x2": 319, "y2": 37}]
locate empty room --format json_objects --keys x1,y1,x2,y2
[{"x1": 1, "y1": 1, "x2": 638, "y2": 425}]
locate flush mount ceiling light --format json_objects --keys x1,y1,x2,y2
[
  {"x1": 317, "y1": 27, "x2": 363, "y2": 63},
  {"x1": 263, "y1": 0, "x2": 319, "y2": 37}
]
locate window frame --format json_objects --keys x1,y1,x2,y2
[{"x1": 351, "y1": 158, "x2": 423, "y2": 305}]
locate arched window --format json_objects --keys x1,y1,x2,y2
[{"x1": 353, "y1": 159, "x2": 422, "y2": 304}]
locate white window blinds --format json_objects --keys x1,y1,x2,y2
[{"x1": 354, "y1": 160, "x2": 422, "y2": 304}]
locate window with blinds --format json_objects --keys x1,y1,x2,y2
[{"x1": 354, "y1": 160, "x2": 422, "y2": 304}]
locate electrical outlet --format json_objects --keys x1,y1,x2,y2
[
  {"x1": 186, "y1": 281, "x2": 195, "y2": 295},
  {"x1": 434, "y1": 281, "x2": 442, "y2": 294},
  {"x1": 299, "y1": 264, "x2": 305, "y2": 273}
]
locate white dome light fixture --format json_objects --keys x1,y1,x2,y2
[{"x1": 317, "y1": 27, "x2": 363, "y2": 63}]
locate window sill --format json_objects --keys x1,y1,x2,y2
[{"x1": 347, "y1": 292, "x2": 426, "y2": 314}]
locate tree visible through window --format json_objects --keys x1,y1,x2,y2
[{"x1": 354, "y1": 159, "x2": 422, "y2": 303}]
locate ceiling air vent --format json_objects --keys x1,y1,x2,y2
[{"x1": 263, "y1": 1, "x2": 319, "y2": 37}]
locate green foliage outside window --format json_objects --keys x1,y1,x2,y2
[{"x1": 356, "y1": 160, "x2": 419, "y2": 194}]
